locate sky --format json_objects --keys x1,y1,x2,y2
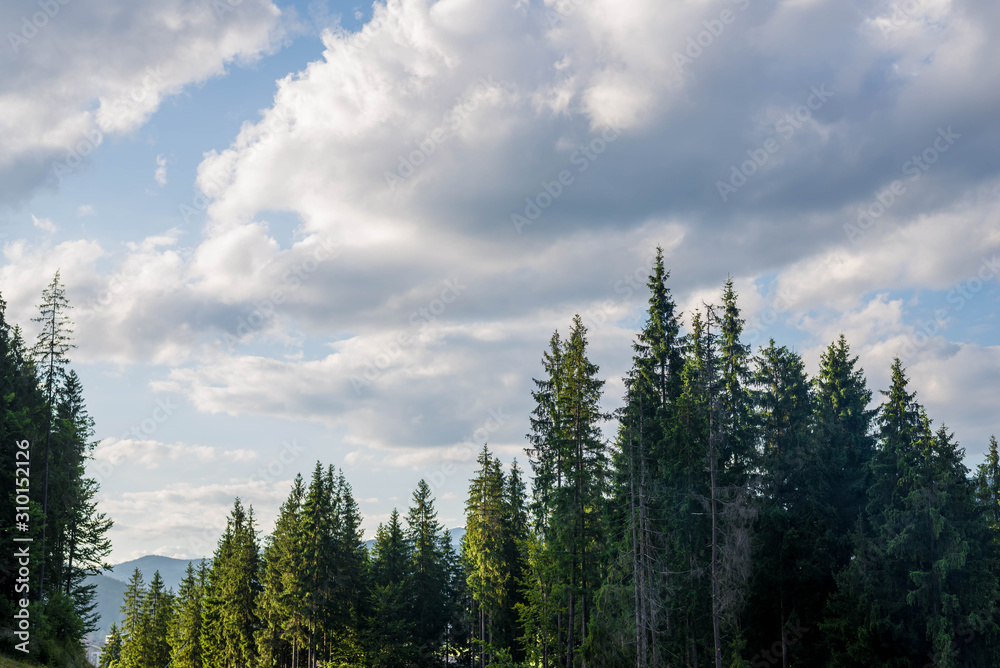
[{"x1": 1, "y1": 0, "x2": 998, "y2": 563}]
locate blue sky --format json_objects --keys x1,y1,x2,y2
[{"x1": 1, "y1": 0, "x2": 999, "y2": 561}]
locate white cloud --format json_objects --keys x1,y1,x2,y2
[
  {"x1": 154, "y1": 154, "x2": 168, "y2": 186},
  {"x1": 3, "y1": 0, "x2": 1000, "y2": 559},
  {"x1": 94, "y1": 437, "x2": 257, "y2": 469},
  {"x1": 0, "y1": 0, "x2": 285, "y2": 203},
  {"x1": 31, "y1": 214, "x2": 56, "y2": 234},
  {"x1": 100, "y1": 479, "x2": 290, "y2": 560},
  {"x1": 77, "y1": 204, "x2": 96, "y2": 217}
]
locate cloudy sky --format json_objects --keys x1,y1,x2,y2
[{"x1": 1, "y1": 0, "x2": 998, "y2": 562}]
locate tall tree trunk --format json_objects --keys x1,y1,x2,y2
[
  {"x1": 708, "y1": 313, "x2": 723, "y2": 668},
  {"x1": 65, "y1": 524, "x2": 76, "y2": 596},
  {"x1": 780, "y1": 554, "x2": 789, "y2": 668},
  {"x1": 566, "y1": 589, "x2": 575, "y2": 668},
  {"x1": 543, "y1": 589, "x2": 549, "y2": 668},
  {"x1": 630, "y1": 421, "x2": 643, "y2": 668}
]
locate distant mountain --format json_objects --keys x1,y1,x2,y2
[
  {"x1": 106, "y1": 554, "x2": 208, "y2": 592},
  {"x1": 88, "y1": 573, "x2": 128, "y2": 644},
  {"x1": 363, "y1": 527, "x2": 466, "y2": 552},
  {"x1": 88, "y1": 554, "x2": 207, "y2": 643},
  {"x1": 88, "y1": 529, "x2": 465, "y2": 646}
]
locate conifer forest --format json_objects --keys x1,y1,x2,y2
[{"x1": 2, "y1": 253, "x2": 999, "y2": 668}]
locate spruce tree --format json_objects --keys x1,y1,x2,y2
[
  {"x1": 31, "y1": 271, "x2": 76, "y2": 602},
  {"x1": 502, "y1": 459, "x2": 529, "y2": 664},
  {"x1": 976, "y1": 436, "x2": 1000, "y2": 546},
  {"x1": 813, "y1": 334, "x2": 876, "y2": 542},
  {"x1": 0, "y1": 296, "x2": 47, "y2": 638},
  {"x1": 118, "y1": 569, "x2": 145, "y2": 668},
  {"x1": 802, "y1": 334, "x2": 877, "y2": 661},
  {"x1": 406, "y1": 479, "x2": 452, "y2": 662},
  {"x1": 463, "y1": 446, "x2": 508, "y2": 666},
  {"x1": 328, "y1": 468, "x2": 368, "y2": 665},
  {"x1": 367, "y1": 509, "x2": 415, "y2": 667},
  {"x1": 98, "y1": 622, "x2": 122, "y2": 668},
  {"x1": 707, "y1": 281, "x2": 756, "y2": 665},
  {"x1": 825, "y1": 361, "x2": 1000, "y2": 665},
  {"x1": 745, "y1": 340, "x2": 816, "y2": 667},
  {"x1": 526, "y1": 331, "x2": 564, "y2": 539},
  {"x1": 523, "y1": 316, "x2": 609, "y2": 667},
  {"x1": 597, "y1": 249, "x2": 685, "y2": 667},
  {"x1": 717, "y1": 278, "x2": 754, "y2": 483},
  {"x1": 520, "y1": 330, "x2": 566, "y2": 666},
  {"x1": 257, "y1": 474, "x2": 306, "y2": 668},
  {"x1": 138, "y1": 571, "x2": 173, "y2": 667},
  {"x1": 169, "y1": 562, "x2": 205, "y2": 668},
  {"x1": 54, "y1": 370, "x2": 112, "y2": 634},
  {"x1": 300, "y1": 463, "x2": 335, "y2": 668},
  {"x1": 200, "y1": 499, "x2": 262, "y2": 668},
  {"x1": 669, "y1": 307, "x2": 716, "y2": 666}
]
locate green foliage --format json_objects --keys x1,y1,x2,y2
[
  {"x1": 97, "y1": 622, "x2": 121, "y2": 668},
  {"x1": 405, "y1": 479, "x2": 453, "y2": 661},
  {"x1": 200, "y1": 499, "x2": 262, "y2": 668},
  {"x1": 367, "y1": 509, "x2": 415, "y2": 667},
  {"x1": 169, "y1": 562, "x2": 205, "y2": 668},
  {"x1": 824, "y1": 361, "x2": 1000, "y2": 666},
  {"x1": 0, "y1": 279, "x2": 112, "y2": 666},
  {"x1": 14, "y1": 258, "x2": 1000, "y2": 668},
  {"x1": 463, "y1": 447, "x2": 529, "y2": 665},
  {"x1": 522, "y1": 314, "x2": 609, "y2": 667}
]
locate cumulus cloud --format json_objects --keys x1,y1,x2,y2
[
  {"x1": 2, "y1": 0, "x2": 998, "y2": 535},
  {"x1": 0, "y1": 0, "x2": 285, "y2": 204}
]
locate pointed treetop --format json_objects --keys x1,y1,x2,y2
[{"x1": 32, "y1": 269, "x2": 77, "y2": 400}]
